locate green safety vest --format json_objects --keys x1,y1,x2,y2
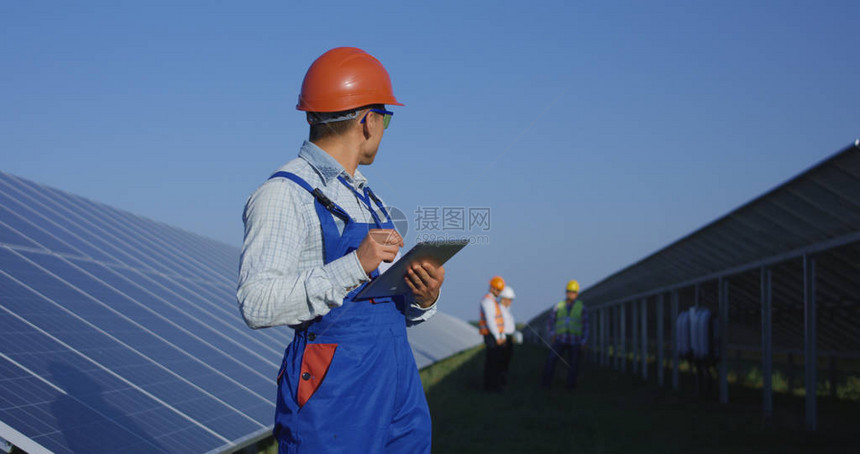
[{"x1": 555, "y1": 300, "x2": 584, "y2": 336}]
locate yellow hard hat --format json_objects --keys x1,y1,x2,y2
[
  {"x1": 566, "y1": 280, "x2": 580, "y2": 292},
  {"x1": 490, "y1": 276, "x2": 505, "y2": 292}
]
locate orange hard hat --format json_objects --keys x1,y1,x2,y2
[
  {"x1": 297, "y1": 47, "x2": 404, "y2": 112},
  {"x1": 489, "y1": 276, "x2": 505, "y2": 292}
]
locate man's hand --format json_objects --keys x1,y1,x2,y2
[
  {"x1": 355, "y1": 229, "x2": 403, "y2": 276},
  {"x1": 496, "y1": 337, "x2": 506, "y2": 346},
  {"x1": 404, "y1": 261, "x2": 445, "y2": 308}
]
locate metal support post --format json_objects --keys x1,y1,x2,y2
[
  {"x1": 606, "y1": 306, "x2": 612, "y2": 369},
  {"x1": 787, "y1": 353, "x2": 795, "y2": 391},
  {"x1": 588, "y1": 309, "x2": 600, "y2": 364},
  {"x1": 642, "y1": 298, "x2": 648, "y2": 381},
  {"x1": 671, "y1": 290, "x2": 679, "y2": 390},
  {"x1": 615, "y1": 305, "x2": 621, "y2": 371},
  {"x1": 591, "y1": 309, "x2": 597, "y2": 363},
  {"x1": 587, "y1": 308, "x2": 593, "y2": 363},
  {"x1": 595, "y1": 309, "x2": 599, "y2": 365},
  {"x1": 761, "y1": 267, "x2": 773, "y2": 422},
  {"x1": 804, "y1": 254, "x2": 817, "y2": 431},
  {"x1": 597, "y1": 308, "x2": 601, "y2": 366},
  {"x1": 620, "y1": 303, "x2": 627, "y2": 373},
  {"x1": 625, "y1": 301, "x2": 639, "y2": 375},
  {"x1": 605, "y1": 307, "x2": 610, "y2": 368},
  {"x1": 657, "y1": 293, "x2": 665, "y2": 386},
  {"x1": 601, "y1": 308, "x2": 607, "y2": 367},
  {"x1": 630, "y1": 301, "x2": 639, "y2": 374},
  {"x1": 603, "y1": 307, "x2": 612, "y2": 367},
  {"x1": 829, "y1": 357, "x2": 837, "y2": 396},
  {"x1": 719, "y1": 277, "x2": 729, "y2": 404},
  {"x1": 598, "y1": 308, "x2": 603, "y2": 366}
]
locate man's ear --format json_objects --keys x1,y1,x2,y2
[
  {"x1": 360, "y1": 111, "x2": 376, "y2": 140},
  {"x1": 361, "y1": 116, "x2": 372, "y2": 139}
]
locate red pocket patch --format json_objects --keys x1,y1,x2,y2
[{"x1": 297, "y1": 343, "x2": 337, "y2": 407}]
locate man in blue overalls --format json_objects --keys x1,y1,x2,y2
[{"x1": 237, "y1": 47, "x2": 445, "y2": 453}]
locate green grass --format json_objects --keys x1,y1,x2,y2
[
  {"x1": 420, "y1": 346, "x2": 483, "y2": 392},
  {"x1": 423, "y1": 344, "x2": 860, "y2": 453}
]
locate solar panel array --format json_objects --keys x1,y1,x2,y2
[
  {"x1": 577, "y1": 140, "x2": 860, "y2": 308},
  {"x1": 0, "y1": 171, "x2": 480, "y2": 453},
  {"x1": 526, "y1": 140, "x2": 860, "y2": 356}
]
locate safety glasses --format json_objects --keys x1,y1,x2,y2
[{"x1": 360, "y1": 108, "x2": 394, "y2": 129}]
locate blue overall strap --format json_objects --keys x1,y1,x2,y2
[
  {"x1": 268, "y1": 171, "x2": 350, "y2": 263},
  {"x1": 336, "y1": 175, "x2": 390, "y2": 227},
  {"x1": 270, "y1": 172, "x2": 351, "y2": 222},
  {"x1": 365, "y1": 187, "x2": 393, "y2": 224}
]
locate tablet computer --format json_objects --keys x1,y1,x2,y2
[{"x1": 353, "y1": 239, "x2": 469, "y2": 300}]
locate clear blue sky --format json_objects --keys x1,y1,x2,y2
[{"x1": 2, "y1": 1, "x2": 858, "y2": 323}]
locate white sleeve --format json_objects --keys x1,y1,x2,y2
[
  {"x1": 236, "y1": 181, "x2": 370, "y2": 328},
  {"x1": 501, "y1": 306, "x2": 515, "y2": 334},
  {"x1": 404, "y1": 290, "x2": 439, "y2": 326}
]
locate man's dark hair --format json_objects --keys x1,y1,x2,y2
[{"x1": 308, "y1": 104, "x2": 383, "y2": 142}]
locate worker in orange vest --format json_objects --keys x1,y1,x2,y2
[{"x1": 479, "y1": 276, "x2": 507, "y2": 391}]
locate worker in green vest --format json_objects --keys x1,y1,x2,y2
[{"x1": 541, "y1": 280, "x2": 589, "y2": 389}]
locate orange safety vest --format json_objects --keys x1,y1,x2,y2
[{"x1": 479, "y1": 293, "x2": 505, "y2": 336}]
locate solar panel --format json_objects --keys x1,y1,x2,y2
[
  {"x1": 0, "y1": 171, "x2": 286, "y2": 453},
  {"x1": 407, "y1": 312, "x2": 482, "y2": 369},
  {"x1": 0, "y1": 171, "x2": 480, "y2": 453}
]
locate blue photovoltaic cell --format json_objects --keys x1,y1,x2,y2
[
  {"x1": 140, "y1": 272, "x2": 293, "y2": 347},
  {"x1": 0, "y1": 180, "x2": 164, "y2": 271},
  {"x1": 0, "y1": 171, "x2": 480, "y2": 453},
  {"x1": 107, "y1": 266, "x2": 287, "y2": 360},
  {"x1": 0, "y1": 255, "x2": 265, "y2": 442},
  {"x1": 43, "y1": 184, "x2": 235, "y2": 283},
  {"x1": 0, "y1": 202, "x2": 81, "y2": 257},
  {"x1": 0, "y1": 218, "x2": 42, "y2": 251},
  {"x1": 0, "y1": 185, "x2": 117, "y2": 264},
  {"x1": 0, "y1": 275, "x2": 223, "y2": 453},
  {"x1": 4, "y1": 250, "x2": 274, "y2": 421},
  {"x1": 0, "y1": 172, "x2": 278, "y2": 453},
  {"x1": 19, "y1": 181, "x2": 208, "y2": 281},
  {"x1": 65, "y1": 258, "x2": 279, "y2": 373}
]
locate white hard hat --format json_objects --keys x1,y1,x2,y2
[{"x1": 500, "y1": 286, "x2": 516, "y2": 299}]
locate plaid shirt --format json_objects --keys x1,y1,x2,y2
[
  {"x1": 237, "y1": 141, "x2": 436, "y2": 328},
  {"x1": 546, "y1": 302, "x2": 589, "y2": 345}
]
